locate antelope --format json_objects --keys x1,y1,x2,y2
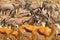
[
  {"x1": 6, "y1": 15, "x2": 35, "y2": 30},
  {"x1": 11, "y1": 1, "x2": 22, "y2": 13},
  {"x1": 0, "y1": 27, "x2": 19, "y2": 40},
  {"x1": 18, "y1": 24, "x2": 37, "y2": 40},
  {"x1": 42, "y1": 0, "x2": 58, "y2": 12},
  {"x1": 0, "y1": 27, "x2": 13, "y2": 38},
  {"x1": 0, "y1": 3, "x2": 15, "y2": 16},
  {"x1": 18, "y1": 24, "x2": 55, "y2": 40}
]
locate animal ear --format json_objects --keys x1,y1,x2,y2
[{"x1": 12, "y1": 4, "x2": 15, "y2": 7}]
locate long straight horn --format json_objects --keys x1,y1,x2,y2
[
  {"x1": 3, "y1": 11, "x2": 6, "y2": 15},
  {"x1": 0, "y1": 10, "x2": 2, "y2": 15}
]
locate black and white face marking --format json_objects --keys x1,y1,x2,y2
[
  {"x1": 41, "y1": 21, "x2": 46, "y2": 27},
  {"x1": 55, "y1": 23, "x2": 60, "y2": 30}
]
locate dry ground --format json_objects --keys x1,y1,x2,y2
[{"x1": 0, "y1": 0, "x2": 60, "y2": 40}]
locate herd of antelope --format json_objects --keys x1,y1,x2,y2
[{"x1": 0, "y1": 0, "x2": 60, "y2": 40}]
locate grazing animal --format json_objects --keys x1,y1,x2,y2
[
  {"x1": 0, "y1": 27, "x2": 19, "y2": 39},
  {"x1": 0, "y1": 27, "x2": 12, "y2": 38},
  {"x1": 0, "y1": 3, "x2": 15, "y2": 16},
  {"x1": 12, "y1": 1, "x2": 22, "y2": 13},
  {"x1": 42, "y1": 1, "x2": 58, "y2": 11},
  {"x1": 18, "y1": 24, "x2": 55, "y2": 40},
  {"x1": 6, "y1": 15, "x2": 35, "y2": 30}
]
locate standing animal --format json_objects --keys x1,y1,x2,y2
[
  {"x1": 0, "y1": 27, "x2": 13, "y2": 38},
  {"x1": 0, "y1": 3, "x2": 15, "y2": 16},
  {"x1": 11, "y1": 1, "x2": 22, "y2": 13},
  {"x1": 42, "y1": 1, "x2": 58, "y2": 11},
  {"x1": 6, "y1": 15, "x2": 35, "y2": 30},
  {"x1": 18, "y1": 24, "x2": 55, "y2": 40}
]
